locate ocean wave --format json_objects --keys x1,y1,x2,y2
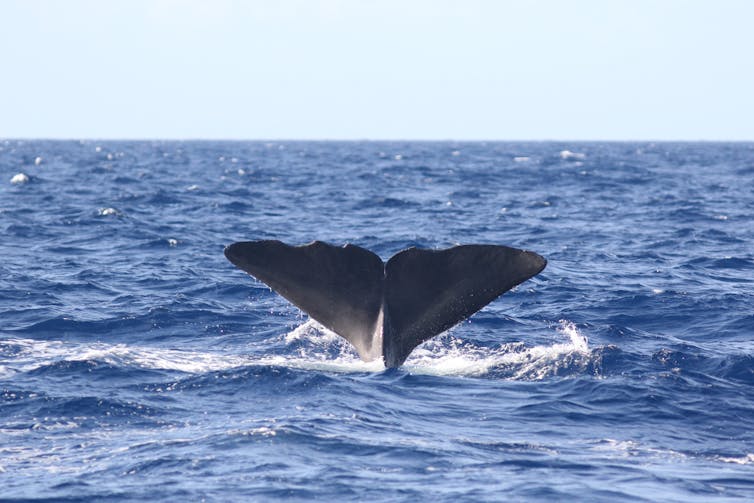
[
  {"x1": 3, "y1": 141, "x2": 754, "y2": 501},
  {"x1": 0, "y1": 320, "x2": 598, "y2": 382}
]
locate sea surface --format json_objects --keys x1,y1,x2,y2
[{"x1": 1, "y1": 140, "x2": 753, "y2": 502}]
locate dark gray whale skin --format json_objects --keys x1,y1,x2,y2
[{"x1": 224, "y1": 240, "x2": 547, "y2": 368}]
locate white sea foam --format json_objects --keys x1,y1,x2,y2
[
  {"x1": 10, "y1": 173, "x2": 29, "y2": 184},
  {"x1": 280, "y1": 319, "x2": 384, "y2": 373},
  {"x1": 0, "y1": 321, "x2": 593, "y2": 380},
  {"x1": 257, "y1": 354, "x2": 385, "y2": 374},
  {"x1": 717, "y1": 453, "x2": 754, "y2": 465},
  {"x1": 594, "y1": 439, "x2": 754, "y2": 466},
  {"x1": 559, "y1": 150, "x2": 586, "y2": 160},
  {"x1": 0, "y1": 331, "x2": 377, "y2": 378},
  {"x1": 0, "y1": 338, "x2": 250, "y2": 377},
  {"x1": 405, "y1": 320, "x2": 591, "y2": 378},
  {"x1": 284, "y1": 318, "x2": 339, "y2": 344},
  {"x1": 592, "y1": 439, "x2": 688, "y2": 461},
  {"x1": 281, "y1": 318, "x2": 594, "y2": 378},
  {"x1": 98, "y1": 207, "x2": 118, "y2": 216},
  {"x1": 242, "y1": 426, "x2": 277, "y2": 437}
]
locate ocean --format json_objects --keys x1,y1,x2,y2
[{"x1": 1, "y1": 140, "x2": 753, "y2": 501}]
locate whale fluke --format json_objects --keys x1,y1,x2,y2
[{"x1": 224, "y1": 240, "x2": 546, "y2": 368}]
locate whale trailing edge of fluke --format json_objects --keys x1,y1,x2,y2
[{"x1": 224, "y1": 240, "x2": 547, "y2": 368}]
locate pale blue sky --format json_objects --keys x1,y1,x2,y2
[{"x1": 1, "y1": 0, "x2": 753, "y2": 140}]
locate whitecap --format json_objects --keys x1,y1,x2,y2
[
  {"x1": 560, "y1": 150, "x2": 586, "y2": 160},
  {"x1": 592, "y1": 438, "x2": 688, "y2": 460},
  {"x1": 513, "y1": 156, "x2": 530, "y2": 162},
  {"x1": 246, "y1": 426, "x2": 277, "y2": 437},
  {"x1": 10, "y1": 173, "x2": 29, "y2": 184},
  {"x1": 98, "y1": 207, "x2": 118, "y2": 216},
  {"x1": 717, "y1": 453, "x2": 754, "y2": 465}
]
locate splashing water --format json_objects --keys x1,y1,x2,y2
[
  {"x1": 405, "y1": 320, "x2": 594, "y2": 378},
  {"x1": 1, "y1": 319, "x2": 595, "y2": 380},
  {"x1": 279, "y1": 318, "x2": 596, "y2": 379}
]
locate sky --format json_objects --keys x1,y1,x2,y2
[{"x1": 1, "y1": 0, "x2": 753, "y2": 140}]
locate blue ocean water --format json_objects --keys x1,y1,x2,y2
[{"x1": 1, "y1": 140, "x2": 753, "y2": 501}]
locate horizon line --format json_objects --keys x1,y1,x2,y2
[{"x1": 3, "y1": 137, "x2": 754, "y2": 143}]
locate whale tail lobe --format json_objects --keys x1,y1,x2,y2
[{"x1": 224, "y1": 240, "x2": 546, "y2": 368}]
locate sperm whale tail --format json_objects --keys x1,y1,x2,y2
[{"x1": 224, "y1": 240, "x2": 546, "y2": 368}]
